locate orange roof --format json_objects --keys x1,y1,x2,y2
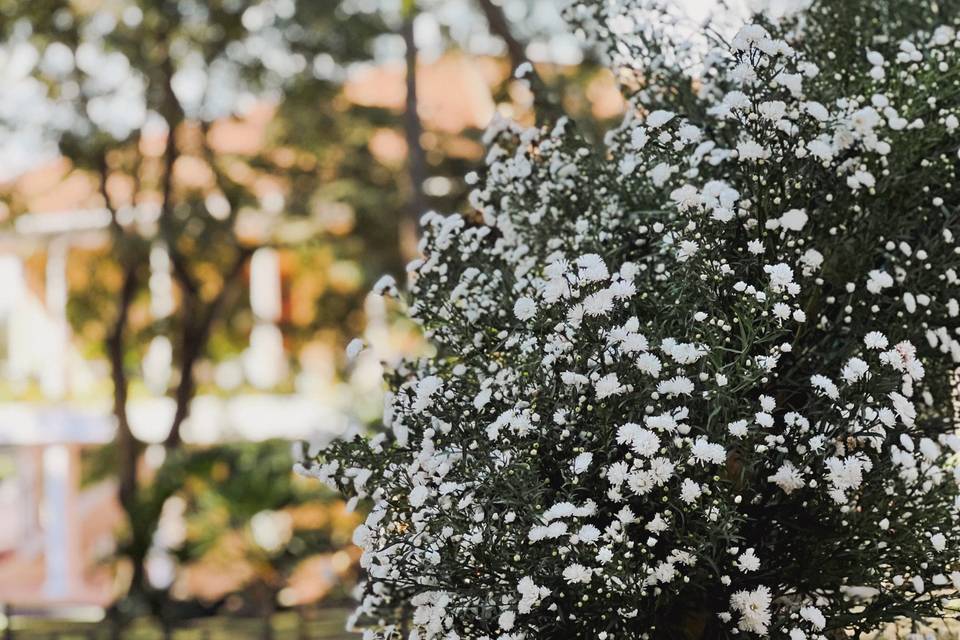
[{"x1": 345, "y1": 52, "x2": 499, "y2": 133}]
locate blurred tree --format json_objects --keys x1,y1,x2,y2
[
  {"x1": 0, "y1": 0, "x2": 620, "y2": 626},
  {"x1": 0, "y1": 0, "x2": 392, "y2": 621},
  {"x1": 131, "y1": 441, "x2": 360, "y2": 626}
]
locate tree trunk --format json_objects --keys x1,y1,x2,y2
[
  {"x1": 107, "y1": 262, "x2": 146, "y2": 597},
  {"x1": 401, "y1": 3, "x2": 428, "y2": 261},
  {"x1": 108, "y1": 266, "x2": 138, "y2": 520}
]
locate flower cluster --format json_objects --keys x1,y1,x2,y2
[{"x1": 299, "y1": 0, "x2": 960, "y2": 637}]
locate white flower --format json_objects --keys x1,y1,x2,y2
[
  {"x1": 810, "y1": 374, "x2": 839, "y2": 400},
  {"x1": 572, "y1": 452, "x2": 593, "y2": 475},
  {"x1": 866, "y1": 269, "x2": 894, "y2": 294},
  {"x1": 649, "y1": 458, "x2": 675, "y2": 485},
  {"x1": 652, "y1": 561, "x2": 677, "y2": 584},
  {"x1": 631, "y1": 127, "x2": 649, "y2": 149},
  {"x1": 576, "y1": 253, "x2": 609, "y2": 282},
  {"x1": 649, "y1": 162, "x2": 676, "y2": 186},
  {"x1": 595, "y1": 373, "x2": 626, "y2": 399},
  {"x1": 722, "y1": 90, "x2": 751, "y2": 110},
  {"x1": 657, "y1": 376, "x2": 694, "y2": 397},
  {"x1": 498, "y1": 610, "x2": 515, "y2": 631},
  {"x1": 690, "y1": 437, "x2": 726, "y2": 465},
  {"x1": 840, "y1": 357, "x2": 869, "y2": 383},
  {"x1": 677, "y1": 240, "x2": 700, "y2": 261},
  {"x1": 919, "y1": 438, "x2": 940, "y2": 461},
  {"x1": 806, "y1": 138, "x2": 834, "y2": 161},
  {"x1": 889, "y1": 391, "x2": 916, "y2": 426},
  {"x1": 736, "y1": 548, "x2": 761, "y2": 572},
  {"x1": 561, "y1": 371, "x2": 589, "y2": 388},
  {"x1": 671, "y1": 185, "x2": 701, "y2": 211},
  {"x1": 730, "y1": 586, "x2": 772, "y2": 634},
  {"x1": 409, "y1": 485, "x2": 430, "y2": 508},
  {"x1": 911, "y1": 575, "x2": 925, "y2": 594},
  {"x1": 799, "y1": 606, "x2": 826, "y2": 630},
  {"x1": 779, "y1": 208, "x2": 808, "y2": 231},
  {"x1": 562, "y1": 563, "x2": 592, "y2": 584},
  {"x1": 768, "y1": 461, "x2": 806, "y2": 494},
  {"x1": 513, "y1": 296, "x2": 537, "y2": 321},
  {"x1": 850, "y1": 106, "x2": 881, "y2": 133},
  {"x1": 728, "y1": 420, "x2": 749, "y2": 437},
  {"x1": 413, "y1": 376, "x2": 444, "y2": 411},
  {"x1": 636, "y1": 353, "x2": 663, "y2": 377},
  {"x1": 680, "y1": 478, "x2": 702, "y2": 503},
  {"x1": 804, "y1": 101, "x2": 829, "y2": 121},
  {"x1": 352, "y1": 524, "x2": 372, "y2": 549},
  {"x1": 776, "y1": 72, "x2": 803, "y2": 95},
  {"x1": 645, "y1": 413, "x2": 678, "y2": 432},
  {"x1": 930, "y1": 533, "x2": 947, "y2": 552},
  {"x1": 577, "y1": 524, "x2": 601, "y2": 544},
  {"x1": 646, "y1": 110, "x2": 676, "y2": 128},
  {"x1": 678, "y1": 123, "x2": 702, "y2": 143},
  {"x1": 646, "y1": 514, "x2": 669, "y2": 533},
  {"x1": 764, "y1": 263, "x2": 795, "y2": 291},
  {"x1": 583, "y1": 289, "x2": 615, "y2": 316},
  {"x1": 758, "y1": 100, "x2": 787, "y2": 121},
  {"x1": 662, "y1": 339, "x2": 707, "y2": 364},
  {"x1": 737, "y1": 139, "x2": 770, "y2": 161},
  {"x1": 517, "y1": 577, "x2": 548, "y2": 613},
  {"x1": 864, "y1": 331, "x2": 889, "y2": 349},
  {"x1": 825, "y1": 455, "x2": 870, "y2": 500},
  {"x1": 847, "y1": 169, "x2": 876, "y2": 190},
  {"x1": 800, "y1": 248, "x2": 823, "y2": 273},
  {"x1": 617, "y1": 423, "x2": 660, "y2": 457},
  {"x1": 473, "y1": 387, "x2": 492, "y2": 410}
]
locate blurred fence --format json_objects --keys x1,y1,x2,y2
[{"x1": 1, "y1": 607, "x2": 354, "y2": 640}]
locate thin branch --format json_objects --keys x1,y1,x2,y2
[
  {"x1": 475, "y1": 0, "x2": 558, "y2": 119},
  {"x1": 199, "y1": 120, "x2": 245, "y2": 225},
  {"x1": 475, "y1": 0, "x2": 528, "y2": 72},
  {"x1": 96, "y1": 151, "x2": 124, "y2": 236},
  {"x1": 157, "y1": 56, "x2": 199, "y2": 299},
  {"x1": 163, "y1": 245, "x2": 254, "y2": 448}
]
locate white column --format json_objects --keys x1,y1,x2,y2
[
  {"x1": 41, "y1": 236, "x2": 69, "y2": 400},
  {"x1": 42, "y1": 443, "x2": 79, "y2": 599},
  {"x1": 245, "y1": 247, "x2": 286, "y2": 389},
  {"x1": 250, "y1": 247, "x2": 281, "y2": 322}
]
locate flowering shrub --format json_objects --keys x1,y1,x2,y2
[{"x1": 298, "y1": 0, "x2": 960, "y2": 637}]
